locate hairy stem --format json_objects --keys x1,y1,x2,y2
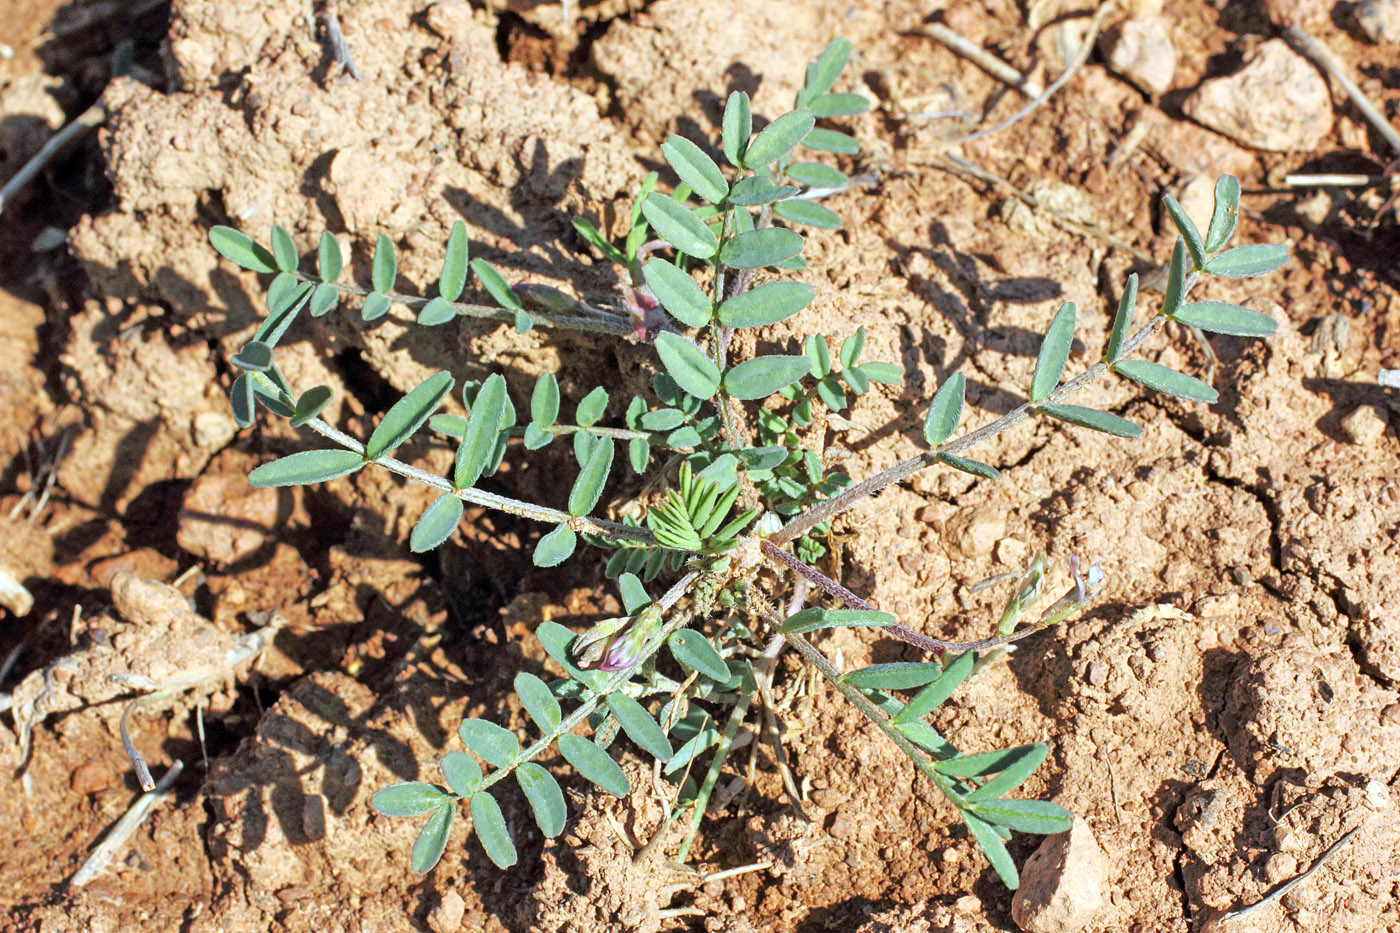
[
  {"x1": 301, "y1": 415, "x2": 654, "y2": 544},
  {"x1": 675, "y1": 661, "x2": 758, "y2": 862}
]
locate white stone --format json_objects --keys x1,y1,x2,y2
[
  {"x1": 1183, "y1": 40, "x2": 1332, "y2": 152},
  {"x1": 1103, "y1": 17, "x2": 1177, "y2": 95},
  {"x1": 1011, "y1": 816, "x2": 1107, "y2": 933}
]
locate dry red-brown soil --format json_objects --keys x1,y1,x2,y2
[{"x1": 1, "y1": 1, "x2": 1398, "y2": 931}]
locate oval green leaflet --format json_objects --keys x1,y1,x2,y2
[{"x1": 365, "y1": 370, "x2": 455, "y2": 461}]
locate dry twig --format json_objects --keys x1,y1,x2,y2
[
  {"x1": 1286, "y1": 26, "x2": 1400, "y2": 156},
  {"x1": 1216, "y1": 826, "x2": 1360, "y2": 925}
]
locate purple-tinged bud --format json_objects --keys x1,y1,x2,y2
[
  {"x1": 596, "y1": 605, "x2": 663, "y2": 673},
  {"x1": 1038, "y1": 555, "x2": 1106, "y2": 628},
  {"x1": 572, "y1": 617, "x2": 627, "y2": 668},
  {"x1": 623, "y1": 284, "x2": 666, "y2": 342},
  {"x1": 514, "y1": 283, "x2": 580, "y2": 314}
]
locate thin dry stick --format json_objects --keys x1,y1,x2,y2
[
  {"x1": 1216, "y1": 826, "x2": 1360, "y2": 925},
  {"x1": 922, "y1": 24, "x2": 1045, "y2": 99},
  {"x1": 0, "y1": 101, "x2": 105, "y2": 217},
  {"x1": 1285, "y1": 174, "x2": 1395, "y2": 188},
  {"x1": 70, "y1": 760, "x2": 184, "y2": 887},
  {"x1": 1286, "y1": 27, "x2": 1400, "y2": 156},
  {"x1": 946, "y1": 2, "x2": 1117, "y2": 146}
]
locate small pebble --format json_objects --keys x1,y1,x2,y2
[{"x1": 1340, "y1": 404, "x2": 1388, "y2": 446}]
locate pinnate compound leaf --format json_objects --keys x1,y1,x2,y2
[
  {"x1": 366, "y1": 371, "x2": 455, "y2": 460},
  {"x1": 1204, "y1": 175, "x2": 1240, "y2": 252},
  {"x1": 1171, "y1": 301, "x2": 1277, "y2": 337},
  {"x1": 966, "y1": 798, "x2": 1073, "y2": 835},
  {"x1": 249, "y1": 449, "x2": 365, "y2": 487},
  {"x1": 923, "y1": 372, "x2": 965, "y2": 446},
  {"x1": 743, "y1": 109, "x2": 815, "y2": 168},
  {"x1": 317, "y1": 231, "x2": 342, "y2": 282},
  {"x1": 440, "y1": 751, "x2": 482, "y2": 797},
  {"x1": 840, "y1": 662, "x2": 947, "y2": 690},
  {"x1": 960, "y1": 809, "x2": 1019, "y2": 889},
  {"x1": 1104, "y1": 273, "x2": 1138, "y2": 362},
  {"x1": 231, "y1": 341, "x2": 273, "y2": 372},
  {"x1": 785, "y1": 161, "x2": 848, "y2": 188},
  {"x1": 668, "y1": 630, "x2": 730, "y2": 681},
  {"x1": 270, "y1": 225, "x2": 298, "y2": 272},
  {"x1": 1031, "y1": 302, "x2": 1076, "y2": 402},
  {"x1": 662, "y1": 135, "x2": 728, "y2": 204},
  {"x1": 454, "y1": 374, "x2": 507, "y2": 489},
  {"x1": 568, "y1": 436, "x2": 614, "y2": 517},
  {"x1": 655, "y1": 332, "x2": 721, "y2": 399},
  {"x1": 780, "y1": 607, "x2": 896, "y2": 634},
  {"x1": 470, "y1": 259, "x2": 523, "y2": 311},
  {"x1": 533, "y1": 523, "x2": 577, "y2": 567},
  {"x1": 605, "y1": 693, "x2": 673, "y2": 761},
  {"x1": 894, "y1": 650, "x2": 976, "y2": 724},
  {"x1": 210, "y1": 226, "x2": 277, "y2": 273},
  {"x1": 418, "y1": 297, "x2": 455, "y2": 326},
  {"x1": 516, "y1": 763, "x2": 567, "y2": 838},
  {"x1": 718, "y1": 228, "x2": 804, "y2": 269},
  {"x1": 723, "y1": 355, "x2": 810, "y2": 400},
  {"x1": 558, "y1": 733, "x2": 629, "y2": 797},
  {"x1": 774, "y1": 198, "x2": 842, "y2": 229},
  {"x1": 372, "y1": 234, "x2": 397, "y2": 293},
  {"x1": 458, "y1": 720, "x2": 520, "y2": 769},
  {"x1": 531, "y1": 372, "x2": 560, "y2": 426},
  {"x1": 1203, "y1": 243, "x2": 1288, "y2": 278},
  {"x1": 1039, "y1": 404, "x2": 1142, "y2": 438},
  {"x1": 802, "y1": 128, "x2": 860, "y2": 154},
  {"x1": 372, "y1": 781, "x2": 447, "y2": 817},
  {"x1": 641, "y1": 193, "x2": 718, "y2": 259},
  {"x1": 470, "y1": 792, "x2": 517, "y2": 868},
  {"x1": 1112, "y1": 359, "x2": 1217, "y2": 403},
  {"x1": 643, "y1": 259, "x2": 712, "y2": 328},
  {"x1": 410, "y1": 805, "x2": 453, "y2": 873},
  {"x1": 515, "y1": 672, "x2": 562, "y2": 733},
  {"x1": 965, "y1": 745, "x2": 1050, "y2": 802},
  {"x1": 806, "y1": 37, "x2": 852, "y2": 100},
  {"x1": 1163, "y1": 194, "x2": 1206, "y2": 270},
  {"x1": 410, "y1": 494, "x2": 464, "y2": 552},
  {"x1": 440, "y1": 220, "x2": 469, "y2": 301}
]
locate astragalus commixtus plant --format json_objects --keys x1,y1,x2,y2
[{"x1": 209, "y1": 39, "x2": 1286, "y2": 887}]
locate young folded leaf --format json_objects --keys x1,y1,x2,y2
[{"x1": 440, "y1": 221, "x2": 468, "y2": 301}]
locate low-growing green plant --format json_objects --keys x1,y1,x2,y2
[{"x1": 209, "y1": 39, "x2": 1286, "y2": 887}]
